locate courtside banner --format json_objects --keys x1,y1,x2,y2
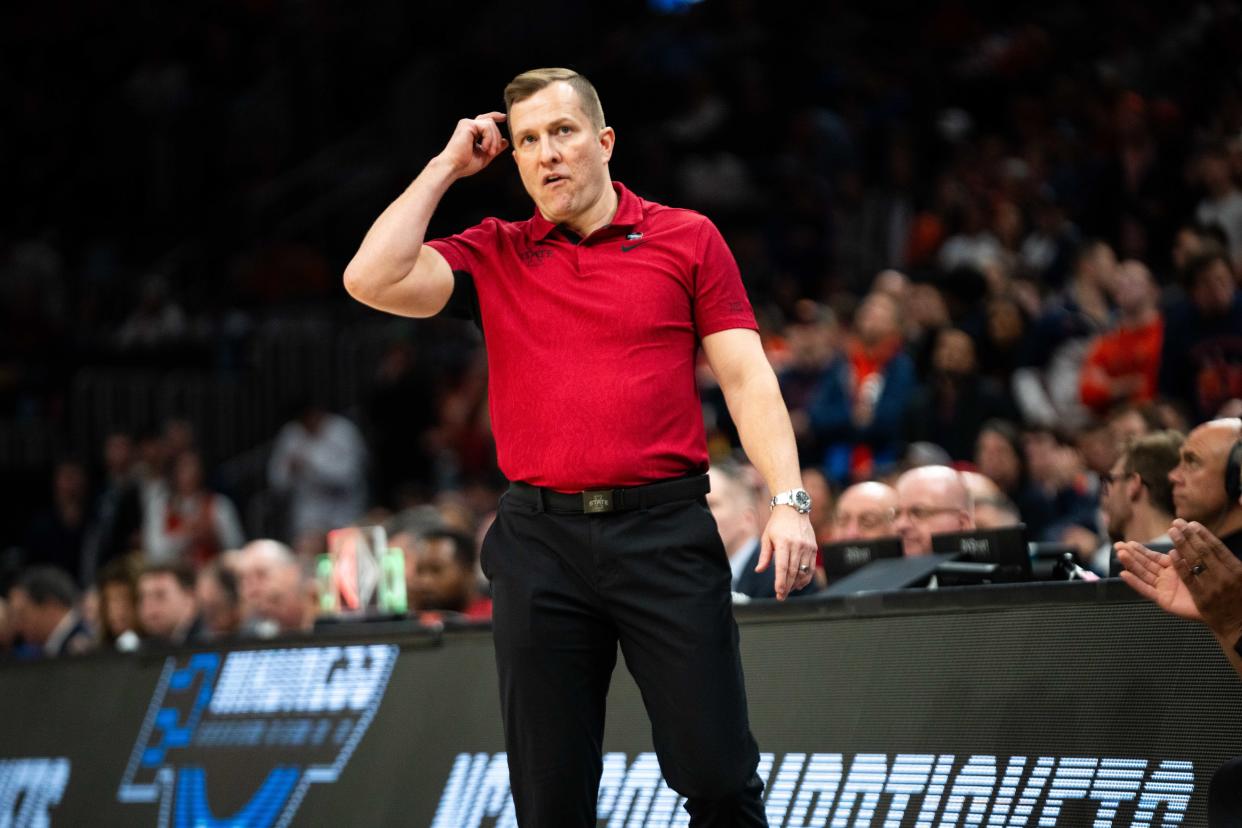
[{"x1": 0, "y1": 581, "x2": 1238, "y2": 826}]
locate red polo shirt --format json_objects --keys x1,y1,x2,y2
[{"x1": 426, "y1": 182, "x2": 757, "y2": 491}]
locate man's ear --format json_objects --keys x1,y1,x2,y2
[
  {"x1": 1127, "y1": 473, "x2": 1143, "y2": 503},
  {"x1": 598, "y1": 126, "x2": 615, "y2": 164}
]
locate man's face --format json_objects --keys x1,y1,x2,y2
[
  {"x1": 975, "y1": 431, "x2": 1019, "y2": 490},
  {"x1": 1192, "y1": 259, "x2": 1236, "y2": 317},
  {"x1": 1111, "y1": 261, "x2": 1155, "y2": 314},
  {"x1": 832, "y1": 484, "x2": 897, "y2": 541},
  {"x1": 1169, "y1": 423, "x2": 1237, "y2": 523},
  {"x1": 137, "y1": 574, "x2": 196, "y2": 640},
  {"x1": 195, "y1": 575, "x2": 239, "y2": 638},
  {"x1": 509, "y1": 82, "x2": 614, "y2": 227},
  {"x1": 412, "y1": 539, "x2": 471, "y2": 613},
  {"x1": 1101, "y1": 457, "x2": 1135, "y2": 541},
  {"x1": 238, "y1": 551, "x2": 278, "y2": 618},
  {"x1": 893, "y1": 476, "x2": 968, "y2": 556},
  {"x1": 101, "y1": 582, "x2": 136, "y2": 637},
  {"x1": 1108, "y1": 410, "x2": 1149, "y2": 447},
  {"x1": 932, "y1": 330, "x2": 975, "y2": 376},
  {"x1": 258, "y1": 566, "x2": 307, "y2": 634}
]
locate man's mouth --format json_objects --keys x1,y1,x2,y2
[{"x1": 544, "y1": 174, "x2": 567, "y2": 186}]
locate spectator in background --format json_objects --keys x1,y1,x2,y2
[
  {"x1": 1159, "y1": 251, "x2": 1242, "y2": 423},
  {"x1": 1195, "y1": 144, "x2": 1242, "y2": 265},
  {"x1": 7, "y1": 566, "x2": 91, "y2": 658},
  {"x1": 137, "y1": 562, "x2": 202, "y2": 646},
  {"x1": 96, "y1": 557, "x2": 141, "y2": 652},
  {"x1": 975, "y1": 419, "x2": 1055, "y2": 538},
  {"x1": 904, "y1": 327, "x2": 1015, "y2": 461},
  {"x1": 255, "y1": 558, "x2": 316, "y2": 636},
  {"x1": 235, "y1": 539, "x2": 297, "y2": 627},
  {"x1": 1022, "y1": 426, "x2": 1099, "y2": 541},
  {"x1": 831, "y1": 481, "x2": 898, "y2": 540},
  {"x1": 1117, "y1": 518, "x2": 1242, "y2": 825},
  {"x1": 195, "y1": 561, "x2": 241, "y2": 641},
  {"x1": 892, "y1": 465, "x2": 974, "y2": 556},
  {"x1": 1080, "y1": 260, "x2": 1164, "y2": 417},
  {"x1": 412, "y1": 528, "x2": 493, "y2": 622},
  {"x1": 707, "y1": 462, "x2": 817, "y2": 599},
  {"x1": 22, "y1": 460, "x2": 91, "y2": 584},
  {"x1": 1107, "y1": 403, "x2": 1160, "y2": 448},
  {"x1": 268, "y1": 400, "x2": 368, "y2": 545},
  {"x1": 134, "y1": 428, "x2": 171, "y2": 513},
  {"x1": 962, "y1": 471, "x2": 1022, "y2": 530},
  {"x1": 143, "y1": 450, "x2": 244, "y2": 568},
  {"x1": 386, "y1": 504, "x2": 447, "y2": 601},
  {"x1": 1097, "y1": 430, "x2": 1183, "y2": 575},
  {"x1": 1168, "y1": 418, "x2": 1242, "y2": 557},
  {"x1": 809, "y1": 291, "x2": 915, "y2": 483},
  {"x1": 1012, "y1": 240, "x2": 1116, "y2": 431},
  {"x1": 976, "y1": 294, "x2": 1031, "y2": 387},
  {"x1": 82, "y1": 430, "x2": 144, "y2": 586}
]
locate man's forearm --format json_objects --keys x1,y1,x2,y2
[
  {"x1": 344, "y1": 157, "x2": 457, "y2": 295},
  {"x1": 721, "y1": 369, "x2": 803, "y2": 496}
]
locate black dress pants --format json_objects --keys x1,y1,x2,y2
[{"x1": 481, "y1": 488, "x2": 767, "y2": 827}]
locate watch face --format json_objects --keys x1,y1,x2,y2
[{"x1": 793, "y1": 489, "x2": 812, "y2": 512}]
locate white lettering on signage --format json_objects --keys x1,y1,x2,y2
[
  {"x1": 207, "y1": 645, "x2": 394, "y2": 715},
  {"x1": 0, "y1": 758, "x2": 70, "y2": 828},
  {"x1": 432, "y1": 752, "x2": 1195, "y2": 828}
]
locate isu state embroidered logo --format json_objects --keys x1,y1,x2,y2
[{"x1": 117, "y1": 645, "x2": 397, "y2": 827}]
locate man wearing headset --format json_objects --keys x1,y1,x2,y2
[
  {"x1": 1118, "y1": 417, "x2": 1242, "y2": 827},
  {"x1": 1166, "y1": 418, "x2": 1242, "y2": 558}
]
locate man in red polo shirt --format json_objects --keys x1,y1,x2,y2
[{"x1": 345, "y1": 67, "x2": 815, "y2": 827}]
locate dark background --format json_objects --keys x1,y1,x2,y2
[{"x1": 4, "y1": 0, "x2": 1241, "y2": 549}]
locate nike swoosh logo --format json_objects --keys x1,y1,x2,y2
[{"x1": 621, "y1": 242, "x2": 645, "y2": 252}]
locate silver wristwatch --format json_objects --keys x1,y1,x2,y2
[{"x1": 770, "y1": 488, "x2": 812, "y2": 514}]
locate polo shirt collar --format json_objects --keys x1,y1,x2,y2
[{"x1": 529, "y1": 182, "x2": 644, "y2": 241}]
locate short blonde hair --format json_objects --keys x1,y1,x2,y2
[{"x1": 504, "y1": 68, "x2": 606, "y2": 130}]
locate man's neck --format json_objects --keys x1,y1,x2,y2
[
  {"x1": 559, "y1": 180, "x2": 618, "y2": 239},
  {"x1": 1209, "y1": 507, "x2": 1242, "y2": 540},
  {"x1": 1126, "y1": 508, "x2": 1173, "y2": 544}
]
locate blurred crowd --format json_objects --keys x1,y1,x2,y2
[{"x1": 4, "y1": 2, "x2": 1242, "y2": 656}]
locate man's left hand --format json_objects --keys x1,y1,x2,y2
[
  {"x1": 1168, "y1": 519, "x2": 1242, "y2": 643},
  {"x1": 755, "y1": 507, "x2": 817, "y2": 601}
]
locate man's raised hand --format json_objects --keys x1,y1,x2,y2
[
  {"x1": 438, "y1": 112, "x2": 509, "y2": 179},
  {"x1": 1117, "y1": 539, "x2": 1201, "y2": 621}
]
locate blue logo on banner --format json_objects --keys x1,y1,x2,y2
[{"x1": 117, "y1": 645, "x2": 397, "y2": 827}]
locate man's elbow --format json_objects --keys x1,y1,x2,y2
[{"x1": 342, "y1": 259, "x2": 373, "y2": 304}]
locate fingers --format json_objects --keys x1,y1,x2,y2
[
  {"x1": 470, "y1": 115, "x2": 509, "y2": 156},
  {"x1": 753, "y1": 536, "x2": 772, "y2": 574},
  {"x1": 1115, "y1": 541, "x2": 1166, "y2": 587},
  {"x1": 771, "y1": 540, "x2": 793, "y2": 601},
  {"x1": 1180, "y1": 521, "x2": 1242, "y2": 574}
]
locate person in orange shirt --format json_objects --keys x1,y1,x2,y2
[{"x1": 1080, "y1": 259, "x2": 1164, "y2": 415}]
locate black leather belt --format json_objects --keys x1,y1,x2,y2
[{"x1": 507, "y1": 474, "x2": 710, "y2": 514}]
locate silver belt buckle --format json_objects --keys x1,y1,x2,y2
[{"x1": 583, "y1": 490, "x2": 613, "y2": 513}]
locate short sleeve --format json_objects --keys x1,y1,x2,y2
[
  {"x1": 691, "y1": 218, "x2": 758, "y2": 338},
  {"x1": 426, "y1": 220, "x2": 500, "y2": 327},
  {"x1": 425, "y1": 218, "x2": 501, "y2": 275}
]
